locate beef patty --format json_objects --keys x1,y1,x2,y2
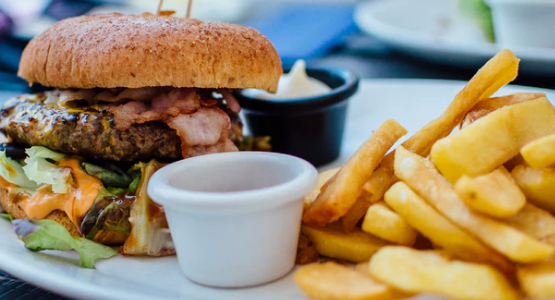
[{"x1": 0, "y1": 95, "x2": 183, "y2": 161}]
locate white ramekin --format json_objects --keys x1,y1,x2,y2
[
  {"x1": 485, "y1": 0, "x2": 555, "y2": 49},
  {"x1": 147, "y1": 152, "x2": 317, "y2": 288}
]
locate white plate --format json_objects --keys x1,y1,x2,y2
[
  {"x1": 354, "y1": 0, "x2": 555, "y2": 76},
  {"x1": 0, "y1": 79, "x2": 554, "y2": 300}
]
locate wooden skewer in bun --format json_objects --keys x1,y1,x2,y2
[
  {"x1": 156, "y1": 0, "x2": 165, "y2": 15},
  {"x1": 186, "y1": 0, "x2": 193, "y2": 18}
]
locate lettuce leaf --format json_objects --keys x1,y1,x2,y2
[
  {"x1": 23, "y1": 146, "x2": 71, "y2": 193},
  {"x1": 13, "y1": 219, "x2": 117, "y2": 268},
  {"x1": 0, "y1": 213, "x2": 13, "y2": 222},
  {"x1": 81, "y1": 162, "x2": 132, "y2": 188},
  {"x1": 0, "y1": 151, "x2": 37, "y2": 189},
  {"x1": 26, "y1": 146, "x2": 65, "y2": 162}
]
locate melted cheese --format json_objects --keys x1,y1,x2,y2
[
  {"x1": 20, "y1": 186, "x2": 72, "y2": 220},
  {"x1": 15, "y1": 158, "x2": 103, "y2": 228},
  {"x1": 0, "y1": 176, "x2": 15, "y2": 189},
  {"x1": 60, "y1": 159, "x2": 103, "y2": 224}
]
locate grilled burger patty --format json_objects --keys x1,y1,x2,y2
[{"x1": 0, "y1": 95, "x2": 183, "y2": 161}]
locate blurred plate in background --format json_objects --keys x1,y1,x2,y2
[
  {"x1": 9, "y1": 0, "x2": 251, "y2": 40},
  {"x1": 354, "y1": 0, "x2": 555, "y2": 76},
  {"x1": 88, "y1": 0, "x2": 251, "y2": 22}
]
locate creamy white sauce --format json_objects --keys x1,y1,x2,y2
[{"x1": 247, "y1": 60, "x2": 331, "y2": 100}]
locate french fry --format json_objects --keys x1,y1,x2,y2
[
  {"x1": 301, "y1": 225, "x2": 388, "y2": 263},
  {"x1": 303, "y1": 120, "x2": 407, "y2": 226},
  {"x1": 341, "y1": 167, "x2": 394, "y2": 231},
  {"x1": 518, "y1": 262, "x2": 555, "y2": 299},
  {"x1": 355, "y1": 262, "x2": 414, "y2": 299},
  {"x1": 462, "y1": 92, "x2": 545, "y2": 127},
  {"x1": 401, "y1": 49, "x2": 520, "y2": 157},
  {"x1": 303, "y1": 168, "x2": 339, "y2": 211},
  {"x1": 354, "y1": 261, "x2": 371, "y2": 276},
  {"x1": 340, "y1": 49, "x2": 520, "y2": 230},
  {"x1": 369, "y1": 246, "x2": 520, "y2": 300},
  {"x1": 454, "y1": 167, "x2": 525, "y2": 219},
  {"x1": 431, "y1": 97, "x2": 555, "y2": 182},
  {"x1": 295, "y1": 262, "x2": 407, "y2": 300},
  {"x1": 505, "y1": 203, "x2": 555, "y2": 247},
  {"x1": 395, "y1": 146, "x2": 554, "y2": 263},
  {"x1": 512, "y1": 165, "x2": 555, "y2": 214},
  {"x1": 385, "y1": 181, "x2": 514, "y2": 273},
  {"x1": 521, "y1": 133, "x2": 555, "y2": 169},
  {"x1": 361, "y1": 202, "x2": 417, "y2": 246}
]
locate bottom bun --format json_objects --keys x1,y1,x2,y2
[{"x1": 0, "y1": 182, "x2": 127, "y2": 245}]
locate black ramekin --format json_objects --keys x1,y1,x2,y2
[{"x1": 234, "y1": 67, "x2": 359, "y2": 167}]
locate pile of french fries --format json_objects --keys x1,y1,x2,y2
[{"x1": 295, "y1": 49, "x2": 555, "y2": 300}]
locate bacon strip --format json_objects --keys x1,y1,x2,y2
[
  {"x1": 151, "y1": 88, "x2": 200, "y2": 117},
  {"x1": 168, "y1": 107, "x2": 235, "y2": 157},
  {"x1": 107, "y1": 88, "x2": 201, "y2": 131},
  {"x1": 108, "y1": 101, "x2": 160, "y2": 131},
  {"x1": 48, "y1": 87, "x2": 237, "y2": 158}
]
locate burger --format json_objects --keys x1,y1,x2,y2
[{"x1": 0, "y1": 13, "x2": 281, "y2": 257}]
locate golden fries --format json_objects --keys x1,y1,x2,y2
[
  {"x1": 521, "y1": 133, "x2": 555, "y2": 169},
  {"x1": 354, "y1": 261, "x2": 371, "y2": 276},
  {"x1": 293, "y1": 50, "x2": 555, "y2": 299},
  {"x1": 462, "y1": 92, "x2": 545, "y2": 127},
  {"x1": 303, "y1": 168, "x2": 339, "y2": 211},
  {"x1": 454, "y1": 167, "x2": 525, "y2": 219},
  {"x1": 518, "y1": 262, "x2": 555, "y2": 299},
  {"x1": 303, "y1": 120, "x2": 407, "y2": 226},
  {"x1": 402, "y1": 49, "x2": 520, "y2": 157},
  {"x1": 295, "y1": 262, "x2": 406, "y2": 300},
  {"x1": 301, "y1": 225, "x2": 388, "y2": 263},
  {"x1": 385, "y1": 181, "x2": 514, "y2": 273},
  {"x1": 361, "y1": 202, "x2": 417, "y2": 246},
  {"x1": 369, "y1": 247, "x2": 520, "y2": 300},
  {"x1": 342, "y1": 167, "x2": 395, "y2": 231},
  {"x1": 339, "y1": 49, "x2": 520, "y2": 231},
  {"x1": 512, "y1": 165, "x2": 555, "y2": 214},
  {"x1": 395, "y1": 146, "x2": 554, "y2": 263},
  {"x1": 431, "y1": 97, "x2": 555, "y2": 182},
  {"x1": 505, "y1": 203, "x2": 555, "y2": 247}
]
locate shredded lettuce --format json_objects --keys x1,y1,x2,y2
[
  {"x1": 0, "y1": 151, "x2": 37, "y2": 189},
  {"x1": 22, "y1": 146, "x2": 71, "y2": 194},
  {"x1": 13, "y1": 219, "x2": 117, "y2": 268}
]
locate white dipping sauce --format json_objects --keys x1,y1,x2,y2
[{"x1": 248, "y1": 60, "x2": 331, "y2": 100}]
